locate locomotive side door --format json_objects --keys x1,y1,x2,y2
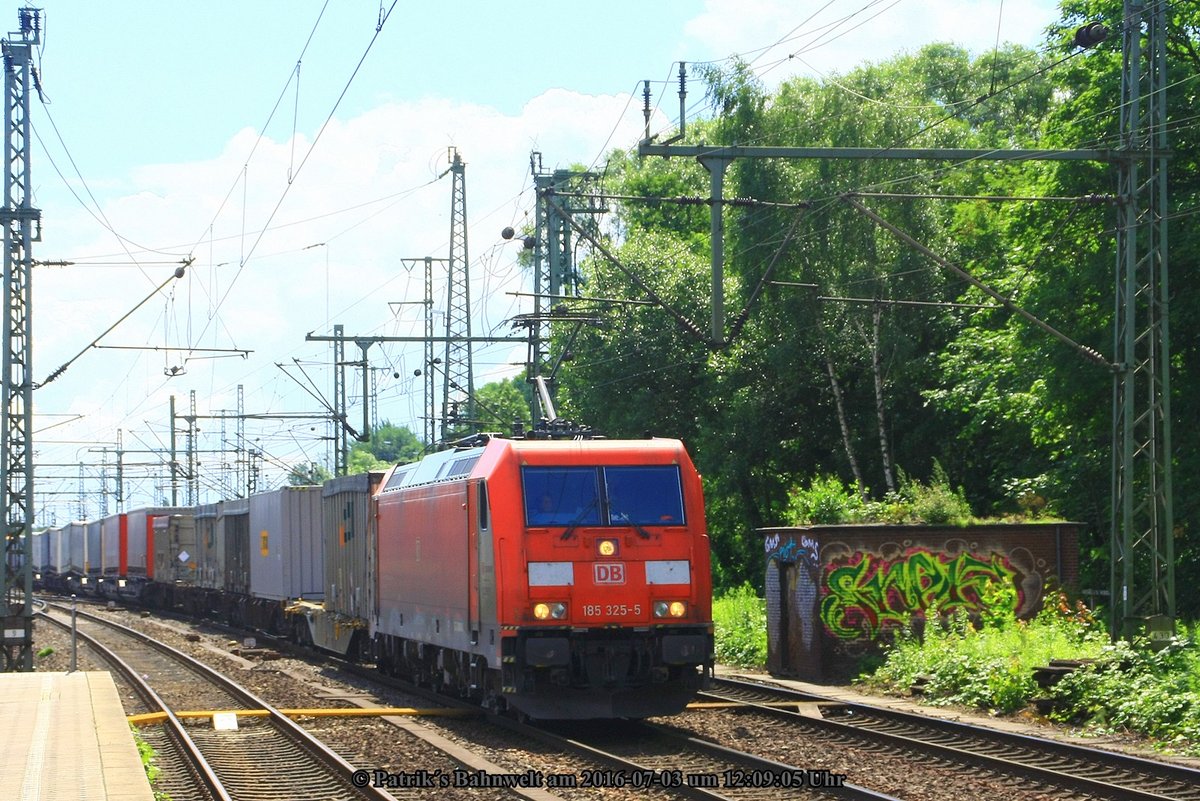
[
  {"x1": 466, "y1": 477, "x2": 495, "y2": 649},
  {"x1": 466, "y1": 479, "x2": 480, "y2": 645}
]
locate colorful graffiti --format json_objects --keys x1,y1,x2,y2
[
  {"x1": 820, "y1": 545, "x2": 1027, "y2": 639},
  {"x1": 765, "y1": 531, "x2": 819, "y2": 566}
]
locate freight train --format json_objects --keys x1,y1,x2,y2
[{"x1": 33, "y1": 433, "x2": 715, "y2": 719}]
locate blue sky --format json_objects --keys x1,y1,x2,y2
[{"x1": 21, "y1": 0, "x2": 1064, "y2": 520}]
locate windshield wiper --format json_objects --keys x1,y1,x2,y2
[
  {"x1": 559, "y1": 497, "x2": 599, "y2": 541},
  {"x1": 610, "y1": 511, "x2": 652, "y2": 540}
]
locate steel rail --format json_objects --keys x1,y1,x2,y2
[
  {"x1": 42, "y1": 602, "x2": 396, "y2": 801},
  {"x1": 707, "y1": 676, "x2": 1200, "y2": 801},
  {"x1": 38, "y1": 605, "x2": 229, "y2": 801}
]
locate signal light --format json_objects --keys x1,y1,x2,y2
[{"x1": 653, "y1": 600, "x2": 688, "y2": 618}]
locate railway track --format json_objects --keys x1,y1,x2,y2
[
  {"x1": 701, "y1": 675, "x2": 1200, "y2": 801},
  {"x1": 323, "y1": 641, "x2": 899, "y2": 800},
  {"x1": 39, "y1": 602, "x2": 395, "y2": 801},
  {"x1": 48, "y1": 598, "x2": 1198, "y2": 801}
]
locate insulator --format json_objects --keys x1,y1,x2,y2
[{"x1": 1074, "y1": 22, "x2": 1107, "y2": 49}]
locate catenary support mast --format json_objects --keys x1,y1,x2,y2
[
  {"x1": 443, "y1": 148, "x2": 474, "y2": 439},
  {"x1": 1111, "y1": 0, "x2": 1173, "y2": 638},
  {"x1": 1, "y1": 7, "x2": 39, "y2": 672}
]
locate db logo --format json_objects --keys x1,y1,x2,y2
[{"x1": 593, "y1": 562, "x2": 626, "y2": 585}]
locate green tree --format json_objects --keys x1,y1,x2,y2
[
  {"x1": 287, "y1": 462, "x2": 332, "y2": 485},
  {"x1": 346, "y1": 422, "x2": 423, "y2": 474},
  {"x1": 550, "y1": 8, "x2": 1200, "y2": 612},
  {"x1": 472, "y1": 376, "x2": 532, "y2": 432}
]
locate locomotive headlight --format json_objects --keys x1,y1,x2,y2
[
  {"x1": 654, "y1": 600, "x2": 688, "y2": 618},
  {"x1": 533, "y1": 602, "x2": 567, "y2": 620},
  {"x1": 596, "y1": 538, "x2": 619, "y2": 557}
]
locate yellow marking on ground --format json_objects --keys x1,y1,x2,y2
[{"x1": 128, "y1": 707, "x2": 479, "y2": 725}]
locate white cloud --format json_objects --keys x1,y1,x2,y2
[{"x1": 33, "y1": 84, "x2": 657, "y2": 512}]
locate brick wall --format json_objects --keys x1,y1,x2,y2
[{"x1": 759, "y1": 523, "x2": 1080, "y2": 681}]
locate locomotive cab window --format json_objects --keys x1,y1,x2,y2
[
  {"x1": 522, "y1": 465, "x2": 684, "y2": 527},
  {"x1": 523, "y1": 467, "x2": 602, "y2": 526},
  {"x1": 604, "y1": 465, "x2": 685, "y2": 525}
]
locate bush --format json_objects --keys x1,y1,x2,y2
[
  {"x1": 784, "y1": 463, "x2": 973, "y2": 526},
  {"x1": 863, "y1": 588, "x2": 1108, "y2": 713},
  {"x1": 880, "y1": 462, "x2": 973, "y2": 525},
  {"x1": 784, "y1": 474, "x2": 865, "y2": 525},
  {"x1": 1048, "y1": 627, "x2": 1200, "y2": 753},
  {"x1": 713, "y1": 584, "x2": 768, "y2": 668}
]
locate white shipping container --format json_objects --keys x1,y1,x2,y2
[
  {"x1": 100, "y1": 514, "x2": 122, "y2": 575},
  {"x1": 86, "y1": 520, "x2": 102, "y2": 576},
  {"x1": 67, "y1": 521, "x2": 87, "y2": 574},
  {"x1": 249, "y1": 486, "x2": 323, "y2": 601}
]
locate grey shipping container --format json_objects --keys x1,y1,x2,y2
[
  {"x1": 153, "y1": 514, "x2": 197, "y2": 584},
  {"x1": 249, "y1": 486, "x2": 323, "y2": 601},
  {"x1": 194, "y1": 503, "x2": 224, "y2": 590},
  {"x1": 47, "y1": 527, "x2": 66, "y2": 574},
  {"x1": 124, "y1": 507, "x2": 193, "y2": 579},
  {"x1": 321, "y1": 472, "x2": 383, "y2": 622},
  {"x1": 31, "y1": 529, "x2": 48, "y2": 572},
  {"x1": 221, "y1": 498, "x2": 251, "y2": 595}
]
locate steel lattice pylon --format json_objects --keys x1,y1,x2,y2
[
  {"x1": 1111, "y1": 0, "x2": 1173, "y2": 638},
  {"x1": 442, "y1": 148, "x2": 473, "y2": 439},
  {"x1": 1, "y1": 8, "x2": 40, "y2": 672},
  {"x1": 527, "y1": 152, "x2": 602, "y2": 420}
]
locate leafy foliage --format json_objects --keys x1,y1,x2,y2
[
  {"x1": 864, "y1": 589, "x2": 1109, "y2": 713},
  {"x1": 784, "y1": 463, "x2": 975, "y2": 525},
  {"x1": 712, "y1": 584, "x2": 768, "y2": 668},
  {"x1": 131, "y1": 726, "x2": 170, "y2": 800},
  {"x1": 1048, "y1": 628, "x2": 1200, "y2": 752},
  {"x1": 552, "y1": 2, "x2": 1200, "y2": 612},
  {"x1": 864, "y1": 595, "x2": 1200, "y2": 753},
  {"x1": 785, "y1": 474, "x2": 866, "y2": 524},
  {"x1": 472, "y1": 376, "x2": 533, "y2": 432},
  {"x1": 346, "y1": 421, "x2": 423, "y2": 474},
  {"x1": 287, "y1": 462, "x2": 332, "y2": 486}
]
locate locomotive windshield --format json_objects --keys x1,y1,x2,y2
[{"x1": 522, "y1": 465, "x2": 685, "y2": 527}]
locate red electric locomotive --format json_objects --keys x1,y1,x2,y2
[{"x1": 370, "y1": 434, "x2": 714, "y2": 719}]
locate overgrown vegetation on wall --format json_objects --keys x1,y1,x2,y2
[{"x1": 784, "y1": 463, "x2": 976, "y2": 526}]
